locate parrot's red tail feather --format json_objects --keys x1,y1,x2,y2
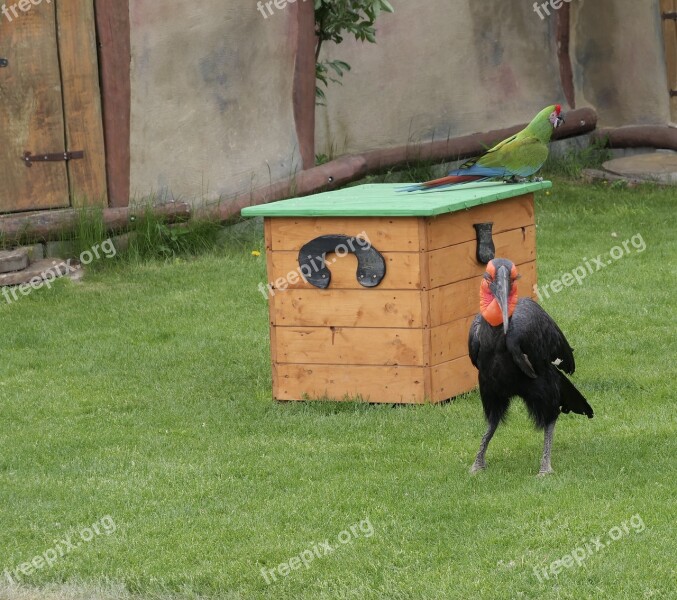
[
  {"x1": 398, "y1": 173, "x2": 485, "y2": 193},
  {"x1": 420, "y1": 175, "x2": 481, "y2": 188}
]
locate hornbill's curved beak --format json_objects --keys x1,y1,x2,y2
[{"x1": 494, "y1": 265, "x2": 511, "y2": 335}]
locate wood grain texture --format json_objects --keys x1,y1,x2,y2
[
  {"x1": 556, "y1": 2, "x2": 575, "y2": 109},
  {"x1": 425, "y1": 195, "x2": 535, "y2": 251},
  {"x1": 269, "y1": 217, "x2": 422, "y2": 252},
  {"x1": 274, "y1": 364, "x2": 427, "y2": 404},
  {"x1": 270, "y1": 250, "x2": 421, "y2": 290},
  {"x1": 0, "y1": 3, "x2": 69, "y2": 212},
  {"x1": 94, "y1": 0, "x2": 131, "y2": 207},
  {"x1": 428, "y1": 225, "x2": 536, "y2": 289},
  {"x1": 272, "y1": 289, "x2": 423, "y2": 328},
  {"x1": 292, "y1": 0, "x2": 316, "y2": 169},
  {"x1": 431, "y1": 355, "x2": 478, "y2": 402},
  {"x1": 418, "y1": 220, "x2": 433, "y2": 398},
  {"x1": 0, "y1": 202, "x2": 190, "y2": 244},
  {"x1": 56, "y1": 0, "x2": 107, "y2": 206},
  {"x1": 430, "y1": 315, "x2": 478, "y2": 366},
  {"x1": 275, "y1": 327, "x2": 425, "y2": 366},
  {"x1": 662, "y1": 0, "x2": 677, "y2": 122},
  {"x1": 429, "y1": 260, "x2": 537, "y2": 328},
  {"x1": 265, "y1": 220, "x2": 279, "y2": 395}
]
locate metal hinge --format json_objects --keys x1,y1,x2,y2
[
  {"x1": 22, "y1": 151, "x2": 84, "y2": 167},
  {"x1": 671, "y1": 90, "x2": 677, "y2": 97},
  {"x1": 662, "y1": 12, "x2": 677, "y2": 20}
]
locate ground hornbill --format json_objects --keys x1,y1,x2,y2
[{"x1": 468, "y1": 258, "x2": 594, "y2": 476}]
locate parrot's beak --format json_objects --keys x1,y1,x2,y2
[{"x1": 556, "y1": 113, "x2": 566, "y2": 128}]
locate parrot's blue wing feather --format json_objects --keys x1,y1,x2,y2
[{"x1": 448, "y1": 165, "x2": 513, "y2": 178}]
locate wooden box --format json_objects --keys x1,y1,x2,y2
[{"x1": 242, "y1": 182, "x2": 548, "y2": 404}]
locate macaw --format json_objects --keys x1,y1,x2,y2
[{"x1": 400, "y1": 105, "x2": 565, "y2": 192}]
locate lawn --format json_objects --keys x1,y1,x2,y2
[{"x1": 0, "y1": 179, "x2": 674, "y2": 599}]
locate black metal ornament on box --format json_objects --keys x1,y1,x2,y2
[
  {"x1": 474, "y1": 222, "x2": 496, "y2": 264},
  {"x1": 298, "y1": 235, "x2": 386, "y2": 289}
]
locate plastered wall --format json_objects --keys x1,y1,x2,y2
[
  {"x1": 127, "y1": 0, "x2": 671, "y2": 203},
  {"x1": 572, "y1": 0, "x2": 670, "y2": 126},
  {"x1": 128, "y1": 0, "x2": 301, "y2": 204},
  {"x1": 316, "y1": 0, "x2": 671, "y2": 155}
]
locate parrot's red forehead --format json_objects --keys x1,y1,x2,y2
[{"x1": 555, "y1": 104, "x2": 562, "y2": 114}]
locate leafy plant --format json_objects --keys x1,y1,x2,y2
[{"x1": 314, "y1": 0, "x2": 395, "y2": 104}]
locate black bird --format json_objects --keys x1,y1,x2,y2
[{"x1": 468, "y1": 258, "x2": 593, "y2": 476}]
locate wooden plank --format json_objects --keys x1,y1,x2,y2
[
  {"x1": 274, "y1": 364, "x2": 426, "y2": 404},
  {"x1": 0, "y1": 202, "x2": 190, "y2": 244},
  {"x1": 269, "y1": 250, "x2": 421, "y2": 290},
  {"x1": 94, "y1": 0, "x2": 131, "y2": 207},
  {"x1": 662, "y1": 0, "x2": 677, "y2": 122},
  {"x1": 425, "y1": 195, "x2": 535, "y2": 251},
  {"x1": 275, "y1": 327, "x2": 425, "y2": 366},
  {"x1": 431, "y1": 315, "x2": 477, "y2": 366},
  {"x1": 272, "y1": 289, "x2": 424, "y2": 328},
  {"x1": 269, "y1": 216, "x2": 421, "y2": 252},
  {"x1": 418, "y1": 219, "x2": 433, "y2": 396},
  {"x1": 428, "y1": 225, "x2": 536, "y2": 289},
  {"x1": 431, "y1": 355, "x2": 478, "y2": 402},
  {"x1": 0, "y1": 2, "x2": 70, "y2": 212},
  {"x1": 429, "y1": 260, "x2": 537, "y2": 327},
  {"x1": 264, "y1": 220, "x2": 278, "y2": 397},
  {"x1": 291, "y1": 0, "x2": 316, "y2": 169},
  {"x1": 56, "y1": 0, "x2": 108, "y2": 206}
]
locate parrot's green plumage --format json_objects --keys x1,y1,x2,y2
[{"x1": 401, "y1": 105, "x2": 565, "y2": 192}]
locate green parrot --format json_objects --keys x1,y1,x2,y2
[{"x1": 401, "y1": 105, "x2": 565, "y2": 192}]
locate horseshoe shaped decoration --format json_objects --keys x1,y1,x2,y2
[{"x1": 298, "y1": 235, "x2": 386, "y2": 289}]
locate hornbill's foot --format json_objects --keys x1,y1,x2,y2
[
  {"x1": 537, "y1": 466, "x2": 554, "y2": 477},
  {"x1": 470, "y1": 461, "x2": 486, "y2": 474}
]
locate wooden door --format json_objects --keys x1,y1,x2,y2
[
  {"x1": 0, "y1": 0, "x2": 107, "y2": 213},
  {"x1": 662, "y1": 0, "x2": 677, "y2": 123}
]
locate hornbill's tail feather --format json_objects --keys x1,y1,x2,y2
[{"x1": 558, "y1": 371, "x2": 594, "y2": 419}]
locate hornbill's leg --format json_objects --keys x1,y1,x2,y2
[
  {"x1": 470, "y1": 420, "x2": 498, "y2": 474},
  {"x1": 538, "y1": 421, "x2": 557, "y2": 476}
]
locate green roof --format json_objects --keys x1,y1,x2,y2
[{"x1": 240, "y1": 181, "x2": 552, "y2": 218}]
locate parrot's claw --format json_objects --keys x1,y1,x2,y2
[{"x1": 506, "y1": 176, "x2": 543, "y2": 184}]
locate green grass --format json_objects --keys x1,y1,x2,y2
[{"x1": 0, "y1": 180, "x2": 674, "y2": 599}]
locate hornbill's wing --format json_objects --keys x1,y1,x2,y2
[
  {"x1": 468, "y1": 314, "x2": 482, "y2": 369},
  {"x1": 506, "y1": 298, "x2": 576, "y2": 378}
]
